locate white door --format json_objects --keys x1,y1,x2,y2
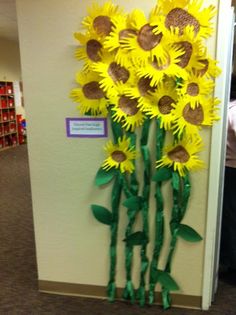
[{"x1": 202, "y1": 0, "x2": 235, "y2": 310}]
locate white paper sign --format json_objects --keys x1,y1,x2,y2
[{"x1": 66, "y1": 118, "x2": 107, "y2": 138}]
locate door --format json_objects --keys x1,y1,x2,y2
[{"x1": 202, "y1": 0, "x2": 235, "y2": 310}]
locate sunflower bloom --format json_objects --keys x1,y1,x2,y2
[
  {"x1": 82, "y1": 2, "x2": 123, "y2": 38},
  {"x1": 136, "y1": 45, "x2": 187, "y2": 87},
  {"x1": 156, "y1": 136, "x2": 204, "y2": 176},
  {"x1": 152, "y1": 0, "x2": 216, "y2": 39},
  {"x1": 172, "y1": 96, "x2": 220, "y2": 138},
  {"x1": 177, "y1": 71, "x2": 215, "y2": 108},
  {"x1": 120, "y1": 9, "x2": 167, "y2": 66},
  {"x1": 194, "y1": 55, "x2": 221, "y2": 79},
  {"x1": 139, "y1": 82, "x2": 178, "y2": 130},
  {"x1": 74, "y1": 32, "x2": 103, "y2": 70},
  {"x1": 109, "y1": 84, "x2": 146, "y2": 131},
  {"x1": 162, "y1": 26, "x2": 205, "y2": 72},
  {"x1": 104, "y1": 14, "x2": 136, "y2": 67},
  {"x1": 70, "y1": 71, "x2": 108, "y2": 116},
  {"x1": 124, "y1": 75, "x2": 157, "y2": 110},
  {"x1": 102, "y1": 136, "x2": 136, "y2": 173},
  {"x1": 92, "y1": 52, "x2": 133, "y2": 98}
]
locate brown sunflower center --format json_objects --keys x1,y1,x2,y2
[
  {"x1": 197, "y1": 59, "x2": 209, "y2": 76},
  {"x1": 86, "y1": 40, "x2": 102, "y2": 62},
  {"x1": 168, "y1": 145, "x2": 190, "y2": 163},
  {"x1": 93, "y1": 15, "x2": 113, "y2": 36},
  {"x1": 118, "y1": 96, "x2": 139, "y2": 116},
  {"x1": 176, "y1": 41, "x2": 193, "y2": 68},
  {"x1": 82, "y1": 81, "x2": 105, "y2": 99},
  {"x1": 137, "y1": 24, "x2": 163, "y2": 51},
  {"x1": 138, "y1": 77, "x2": 156, "y2": 96},
  {"x1": 158, "y1": 96, "x2": 175, "y2": 114},
  {"x1": 165, "y1": 8, "x2": 200, "y2": 36},
  {"x1": 112, "y1": 150, "x2": 127, "y2": 162},
  {"x1": 183, "y1": 103, "x2": 204, "y2": 125},
  {"x1": 187, "y1": 82, "x2": 199, "y2": 96},
  {"x1": 119, "y1": 29, "x2": 137, "y2": 42},
  {"x1": 108, "y1": 62, "x2": 130, "y2": 83}
]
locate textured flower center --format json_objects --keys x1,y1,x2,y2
[
  {"x1": 137, "y1": 24, "x2": 163, "y2": 51},
  {"x1": 165, "y1": 8, "x2": 200, "y2": 36},
  {"x1": 158, "y1": 96, "x2": 175, "y2": 114},
  {"x1": 187, "y1": 82, "x2": 199, "y2": 96},
  {"x1": 118, "y1": 96, "x2": 139, "y2": 116},
  {"x1": 82, "y1": 81, "x2": 105, "y2": 99},
  {"x1": 197, "y1": 59, "x2": 209, "y2": 76},
  {"x1": 183, "y1": 103, "x2": 204, "y2": 125},
  {"x1": 108, "y1": 62, "x2": 130, "y2": 83},
  {"x1": 176, "y1": 41, "x2": 193, "y2": 68},
  {"x1": 138, "y1": 77, "x2": 156, "y2": 96},
  {"x1": 119, "y1": 29, "x2": 137, "y2": 42},
  {"x1": 168, "y1": 145, "x2": 190, "y2": 163},
  {"x1": 86, "y1": 40, "x2": 102, "y2": 62},
  {"x1": 93, "y1": 16, "x2": 113, "y2": 36},
  {"x1": 112, "y1": 150, "x2": 127, "y2": 162}
]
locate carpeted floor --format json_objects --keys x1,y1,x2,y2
[{"x1": 0, "y1": 144, "x2": 236, "y2": 315}]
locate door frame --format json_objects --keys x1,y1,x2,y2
[{"x1": 201, "y1": 0, "x2": 234, "y2": 310}]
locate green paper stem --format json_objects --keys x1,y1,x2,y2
[
  {"x1": 122, "y1": 131, "x2": 139, "y2": 304},
  {"x1": 137, "y1": 118, "x2": 151, "y2": 307},
  {"x1": 107, "y1": 114, "x2": 124, "y2": 302},
  {"x1": 107, "y1": 172, "x2": 123, "y2": 302},
  {"x1": 149, "y1": 118, "x2": 166, "y2": 305},
  {"x1": 109, "y1": 108, "x2": 123, "y2": 143},
  {"x1": 161, "y1": 171, "x2": 191, "y2": 309}
]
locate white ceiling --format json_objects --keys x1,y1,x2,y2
[{"x1": 0, "y1": 0, "x2": 18, "y2": 41}]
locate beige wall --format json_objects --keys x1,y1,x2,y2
[
  {"x1": 0, "y1": 38, "x2": 21, "y2": 81},
  {"x1": 16, "y1": 0, "x2": 219, "y2": 299}
]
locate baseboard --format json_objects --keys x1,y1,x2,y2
[{"x1": 38, "y1": 280, "x2": 202, "y2": 309}]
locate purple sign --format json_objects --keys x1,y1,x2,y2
[{"x1": 66, "y1": 117, "x2": 108, "y2": 138}]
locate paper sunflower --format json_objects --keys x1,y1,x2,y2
[
  {"x1": 124, "y1": 75, "x2": 157, "y2": 110},
  {"x1": 177, "y1": 71, "x2": 215, "y2": 108},
  {"x1": 109, "y1": 84, "x2": 146, "y2": 131},
  {"x1": 172, "y1": 96, "x2": 220, "y2": 139},
  {"x1": 194, "y1": 55, "x2": 221, "y2": 79},
  {"x1": 136, "y1": 45, "x2": 187, "y2": 87},
  {"x1": 92, "y1": 52, "x2": 133, "y2": 98},
  {"x1": 102, "y1": 136, "x2": 136, "y2": 173},
  {"x1": 156, "y1": 136, "x2": 204, "y2": 177},
  {"x1": 139, "y1": 82, "x2": 178, "y2": 130},
  {"x1": 152, "y1": 0, "x2": 216, "y2": 39},
  {"x1": 70, "y1": 71, "x2": 108, "y2": 116},
  {"x1": 82, "y1": 2, "x2": 123, "y2": 38},
  {"x1": 164, "y1": 26, "x2": 205, "y2": 72},
  {"x1": 74, "y1": 32, "x2": 103, "y2": 70},
  {"x1": 104, "y1": 14, "x2": 136, "y2": 67},
  {"x1": 120, "y1": 9, "x2": 167, "y2": 66}
]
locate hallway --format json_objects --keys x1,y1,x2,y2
[{"x1": 0, "y1": 145, "x2": 236, "y2": 314}]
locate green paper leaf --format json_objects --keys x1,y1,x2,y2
[
  {"x1": 91, "y1": 204, "x2": 113, "y2": 225},
  {"x1": 177, "y1": 224, "x2": 203, "y2": 242},
  {"x1": 156, "y1": 270, "x2": 179, "y2": 291},
  {"x1": 95, "y1": 167, "x2": 117, "y2": 187},
  {"x1": 152, "y1": 167, "x2": 172, "y2": 182},
  {"x1": 122, "y1": 196, "x2": 143, "y2": 211},
  {"x1": 124, "y1": 231, "x2": 148, "y2": 246}
]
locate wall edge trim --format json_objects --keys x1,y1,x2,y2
[{"x1": 38, "y1": 280, "x2": 202, "y2": 309}]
